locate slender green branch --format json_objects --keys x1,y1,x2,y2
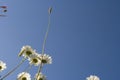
[
  {"x1": 36, "y1": 7, "x2": 52, "y2": 80},
  {"x1": 41, "y1": 11, "x2": 51, "y2": 55},
  {"x1": 17, "y1": 64, "x2": 32, "y2": 79},
  {"x1": 0, "y1": 58, "x2": 26, "y2": 80}
]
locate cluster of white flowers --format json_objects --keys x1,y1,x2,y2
[
  {"x1": 17, "y1": 45, "x2": 52, "y2": 80},
  {"x1": 0, "y1": 45, "x2": 101, "y2": 80},
  {"x1": 19, "y1": 45, "x2": 52, "y2": 66},
  {"x1": 0, "y1": 7, "x2": 53, "y2": 80}
]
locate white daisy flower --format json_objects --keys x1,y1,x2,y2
[
  {"x1": 35, "y1": 73, "x2": 46, "y2": 80},
  {"x1": 28, "y1": 54, "x2": 41, "y2": 66},
  {"x1": 0, "y1": 60, "x2": 7, "y2": 72},
  {"x1": 17, "y1": 72, "x2": 31, "y2": 80},
  {"x1": 18, "y1": 45, "x2": 36, "y2": 58},
  {"x1": 38, "y1": 54, "x2": 52, "y2": 64},
  {"x1": 87, "y1": 75, "x2": 100, "y2": 80}
]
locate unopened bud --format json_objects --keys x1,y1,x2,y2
[{"x1": 48, "y1": 7, "x2": 52, "y2": 14}]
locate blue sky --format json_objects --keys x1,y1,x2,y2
[{"x1": 0, "y1": 0, "x2": 120, "y2": 80}]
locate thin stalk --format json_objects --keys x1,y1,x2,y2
[
  {"x1": 17, "y1": 64, "x2": 32, "y2": 79},
  {"x1": 41, "y1": 12, "x2": 51, "y2": 55},
  {"x1": 0, "y1": 58, "x2": 26, "y2": 80},
  {"x1": 36, "y1": 7, "x2": 52, "y2": 80}
]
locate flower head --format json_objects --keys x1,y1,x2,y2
[
  {"x1": 87, "y1": 75, "x2": 100, "y2": 80},
  {"x1": 35, "y1": 73, "x2": 46, "y2": 80},
  {"x1": 0, "y1": 60, "x2": 7, "y2": 72},
  {"x1": 38, "y1": 54, "x2": 52, "y2": 64},
  {"x1": 28, "y1": 54, "x2": 41, "y2": 66},
  {"x1": 17, "y1": 72, "x2": 31, "y2": 80},
  {"x1": 18, "y1": 45, "x2": 36, "y2": 58}
]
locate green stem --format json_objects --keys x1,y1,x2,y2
[
  {"x1": 0, "y1": 58, "x2": 26, "y2": 80},
  {"x1": 41, "y1": 12, "x2": 51, "y2": 55},
  {"x1": 36, "y1": 7, "x2": 52, "y2": 80},
  {"x1": 17, "y1": 64, "x2": 32, "y2": 79}
]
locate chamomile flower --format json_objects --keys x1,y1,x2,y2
[
  {"x1": 28, "y1": 54, "x2": 41, "y2": 66},
  {"x1": 17, "y1": 72, "x2": 31, "y2": 80},
  {"x1": 86, "y1": 75, "x2": 100, "y2": 80},
  {"x1": 35, "y1": 73, "x2": 46, "y2": 80},
  {"x1": 0, "y1": 60, "x2": 7, "y2": 72},
  {"x1": 18, "y1": 45, "x2": 36, "y2": 58},
  {"x1": 38, "y1": 54, "x2": 52, "y2": 64}
]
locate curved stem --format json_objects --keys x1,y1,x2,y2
[
  {"x1": 41, "y1": 13, "x2": 51, "y2": 55},
  {"x1": 0, "y1": 58, "x2": 26, "y2": 80},
  {"x1": 36, "y1": 7, "x2": 52, "y2": 80},
  {"x1": 39, "y1": 8, "x2": 51, "y2": 72}
]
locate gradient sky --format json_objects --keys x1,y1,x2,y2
[{"x1": 0, "y1": 0, "x2": 120, "y2": 80}]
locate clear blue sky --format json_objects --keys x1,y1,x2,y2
[{"x1": 0, "y1": 0, "x2": 120, "y2": 80}]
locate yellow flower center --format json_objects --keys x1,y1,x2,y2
[
  {"x1": 32, "y1": 58, "x2": 38, "y2": 63},
  {"x1": 41, "y1": 59, "x2": 47, "y2": 64},
  {"x1": 22, "y1": 77, "x2": 27, "y2": 80},
  {"x1": 0, "y1": 66, "x2": 2, "y2": 70},
  {"x1": 39, "y1": 78, "x2": 43, "y2": 80},
  {"x1": 26, "y1": 51, "x2": 32, "y2": 56}
]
